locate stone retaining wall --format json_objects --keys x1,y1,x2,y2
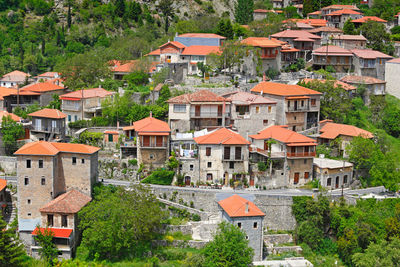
[
  {"x1": 0, "y1": 156, "x2": 17, "y2": 175},
  {"x1": 264, "y1": 234, "x2": 293, "y2": 246}
]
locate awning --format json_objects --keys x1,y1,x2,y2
[{"x1": 32, "y1": 227, "x2": 73, "y2": 238}]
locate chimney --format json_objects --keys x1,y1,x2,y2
[
  {"x1": 245, "y1": 202, "x2": 249, "y2": 214},
  {"x1": 99, "y1": 84, "x2": 102, "y2": 89},
  {"x1": 150, "y1": 111, "x2": 153, "y2": 118}
]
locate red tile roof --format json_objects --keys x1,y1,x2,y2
[
  {"x1": 60, "y1": 88, "x2": 113, "y2": 100},
  {"x1": 0, "y1": 70, "x2": 30, "y2": 82},
  {"x1": 32, "y1": 228, "x2": 73, "y2": 238},
  {"x1": 251, "y1": 81, "x2": 322, "y2": 96},
  {"x1": 249, "y1": 125, "x2": 317, "y2": 145},
  {"x1": 194, "y1": 128, "x2": 250, "y2": 145},
  {"x1": 302, "y1": 78, "x2": 356, "y2": 91},
  {"x1": 254, "y1": 9, "x2": 274, "y2": 13},
  {"x1": 326, "y1": 9, "x2": 362, "y2": 15},
  {"x1": 160, "y1": 41, "x2": 186, "y2": 49},
  {"x1": 14, "y1": 141, "x2": 100, "y2": 156},
  {"x1": 28, "y1": 108, "x2": 67, "y2": 119},
  {"x1": 319, "y1": 122, "x2": 373, "y2": 139},
  {"x1": 351, "y1": 49, "x2": 392, "y2": 59},
  {"x1": 178, "y1": 33, "x2": 226, "y2": 39},
  {"x1": 322, "y1": 4, "x2": 360, "y2": 10},
  {"x1": 40, "y1": 189, "x2": 91, "y2": 214},
  {"x1": 37, "y1": 72, "x2": 60, "y2": 78},
  {"x1": 110, "y1": 60, "x2": 159, "y2": 73},
  {"x1": 352, "y1": 16, "x2": 387, "y2": 23},
  {"x1": 387, "y1": 58, "x2": 400, "y2": 64},
  {"x1": 241, "y1": 37, "x2": 282, "y2": 48},
  {"x1": 332, "y1": 34, "x2": 367, "y2": 41},
  {"x1": 128, "y1": 115, "x2": 170, "y2": 134},
  {"x1": 20, "y1": 80, "x2": 64, "y2": 93},
  {"x1": 271, "y1": 30, "x2": 321, "y2": 40},
  {"x1": 313, "y1": 45, "x2": 353, "y2": 56},
  {"x1": 167, "y1": 90, "x2": 229, "y2": 103},
  {"x1": 218, "y1": 194, "x2": 265, "y2": 218},
  {"x1": 226, "y1": 91, "x2": 276, "y2": 105},
  {"x1": 0, "y1": 178, "x2": 6, "y2": 192},
  {"x1": 0, "y1": 87, "x2": 17, "y2": 100},
  {"x1": 147, "y1": 49, "x2": 161, "y2": 56},
  {"x1": 340, "y1": 75, "x2": 386, "y2": 84},
  {"x1": 308, "y1": 26, "x2": 343, "y2": 33},
  {"x1": 181, "y1": 46, "x2": 221, "y2": 55},
  {"x1": 0, "y1": 111, "x2": 21, "y2": 122}
]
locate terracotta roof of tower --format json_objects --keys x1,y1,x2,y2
[
  {"x1": 226, "y1": 91, "x2": 276, "y2": 105},
  {"x1": 218, "y1": 194, "x2": 265, "y2": 217},
  {"x1": 127, "y1": 116, "x2": 170, "y2": 134},
  {"x1": 14, "y1": 141, "x2": 100, "y2": 156},
  {"x1": 60, "y1": 88, "x2": 113, "y2": 100},
  {"x1": 28, "y1": 108, "x2": 67, "y2": 119},
  {"x1": 181, "y1": 46, "x2": 221, "y2": 55},
  {"x1": 319, "y1": 122, "x2": 373, "y2": 139},
  {"x1": 249, "y1": 125, "x2": 317, "y2": 145},
  {"x1": 251, "y1": 81, "x2": 322, "y2": 96},
  {"x1": 194, "y1": 128, "x2": 250, "y2": 145},
  {"x1": 326, "y1": 9, "x2": 362, "y2": 15},
  {"x1": 167, "y1": 90, "x2": 229, "y2": 103},
  {"x1": 39, "y1": 189, "x2": 91, "y2": 214},
  {"x1": 177, "y1": 33, "x2": 226, "y2": 39}
]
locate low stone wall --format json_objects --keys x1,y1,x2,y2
[
  {"x1": 0, "y1": 156, "x2": 17, "y2": 175},
  {"x1": 264, "y1": 234, "x2": 293, "y2": 246},
  {"x1": 151, "y1": 240, "x2": 208, "y2": 249},
  {"x1": 267, "y1": 246, "x2": 302, "y2": 255},
  {"x1": 158, "y1": 198, "x2": 210, "y2": 221},
  {"x1": 165, "y1": 224, "x2": 193, "y2": 236}
]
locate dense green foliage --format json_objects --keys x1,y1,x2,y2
[
  {"x1": 359, "y1": 21, "x2": 394, "y2": 55},
  {"x1": 235, "y1": 0, "x2": 254, "y2": 25},
  {"x1": 72, "y1": 131, "x2": 103, "y2": 147},
  {"x1": 202, "y1": 222, "x2": 254, "y2": 266},
  {"x1": 141, "y1": 169, "x2": 175, "y2": 185},
  {"x1": 0, "y1": 216, "x2": 26, "y2": 267},
  {"x1": 1, "y1": 115, "x2": 24, "y2": 155},
  {"x1": 33, "y1": 226, "x2": 59, "y2": 266}
]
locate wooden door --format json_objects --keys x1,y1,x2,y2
[
  {"x1": 250, "y1": 177, "x2": 255, "y2": 186},
  {"x1": 294, "y1": 173, "x2": 300, "y2": 184},
  {"x1": 336, "y1": 176, "x2": 339, "y2": 189},
  {"x1": 218, "y1": 105, "x2": 222, "y2": 116},
  {"x1": 143, "y1": 136, "x2": 150, "y2": 147},
  {"x1": 108, "y1": 134, "x2": 113, "y2": 142},
  {"x1": 195, "y1": 105, "x2": 200, "y2": 116},
  {"x1": 185, "y1": 176, "x2": 191, "y2": 186}
]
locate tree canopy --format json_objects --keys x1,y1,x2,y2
[
  {"x1": 0, "y1": 216, "x2": 26, "y2": 267},
  {"x1": 1, "y1": 115, "x2": 24, "y2": 156}
]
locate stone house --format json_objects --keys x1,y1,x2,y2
[
  {"x1": 312, "y1": 45, "x2": 353, "y2": 72},
  {"x1": 60, "y1": 88, "x2": 114, "y2": 123},
  {"x1": 0, "y1": 87, "x2": 17, "y2": 111},
  {"x1": 325, "y1": 9, "x2": 363, "y2": 28},
  {"x1": 34, "y1": 72, "x2": 60, "y2": 82},
  {"x1": 167, "y1": 90, "x2": 231, "y2": 134},
  {"x1": 222, "y1": 91, "x2": 277, "y2": 137},
  {"x1": 103, "y1": 130, "x2": 119, "y2": 144},
  {"x1": 351, "y1": 16, "x2": 387, "y2": 28},
  {"x1": 351, "y1": 49, "x2": 392, "y2": 80},
  {"x1": 249, "y1": 125, "x2": 317, "y2": 187},
  {"x1": 308, "y1": 27, "x2": 343, "y2": 45},
  {"x1": 110, "y1": 60, "x2": 159, "y2": 80},
  {"x1": 218, "y1": 194, "x2": 265, "y2": 261},
  {"x1": 308, "y1": 10, "x2": 322, "y2": 19},
  {"x1": 272, "y1": 0, "x2": 289, "y2": 9},
  {"x1": 253, "y1": 9, "x2": 279, "y2": 20},
  {"x1": 31, "y1": 190, "x2": 91, "y2": 259},
  {"x1": 313, "y1": 157, "x2": 353, "y2": 189},
  {"x1": 385, "y1": 58, "x2": 400, "y2": 99},
  {"x1": 14, "y1": 141, "x2": 99, "y2": 248},
  {"x1": 0, "y1": 70, "x2": 31, "y2": 88},
  {"x1": 331, "y1": 35, "x2": 367, "y2": 50},
  {"x1": 194, "y1": 128, "x2": 250, "y2": 186},
  {"x1": 320, "y1": 5, "x2": 360, "y2": 18},
  {"x1": 340, "y1": 75, "x2": 386, "y2": 104},
  {"x1": 318, "y1": 120, "x2": 373, "y2": 157},
  {"x1": 28, "y1": 109, "x2": 67, "y2": 141},
  {"x1": 174, "y1": 33, "x2": 225, "y2": 47},
  {"x1": 122, "y1": 115, "x2": 170, "y2": 168},
  {"x1": 250, "y1": 81, "x2": 321, "y2": 132}
]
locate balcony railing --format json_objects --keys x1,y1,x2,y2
[
  {"x1": 223, "y1": 154, "x2": 245, "y2": 161},
  {"x1": 62, "y1": 104, "x2": 80, "y2": 111},
  {"x1": 286, "y1": 105, "x2": 309, "y2": 112},
  {"x1": 287, "y1": 151, "x2": 316, "y2": 157},
  {"x1": 140, "y1": 142, "x2": 167, "y2": 148},
  {"x1": 32, "y1": 126, "x2": 62, "y2": 134},
  {"x1": 190, "y1": 111, "x2": 230, "y2": 118}
]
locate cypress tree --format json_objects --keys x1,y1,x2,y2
[{"x1": 0, "y1": 217, "x2": 26, "y2": 266}]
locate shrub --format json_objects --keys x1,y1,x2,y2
[
  {"x1": 141, "y1": 169, "x2": 175, "y2": 185},
  {"x1": 192, "y1": 214, "x2": 201, "y2": 221},
  {"x1": 258, "y1": 162, "x2": 267, "y2": 172},
  {"x1": 125, "y1": 70, "x2": 150, "y2": 86},
  {"x1": 128, "y1": 159, "x2": 138, "y2": 166}
]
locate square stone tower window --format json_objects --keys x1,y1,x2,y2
[
  {"x1": 38, "y1": 160, "x2": 43, "y2": 168},
  {"x1": 26, "y1": 159, "x2": 31, "y2": 168}
]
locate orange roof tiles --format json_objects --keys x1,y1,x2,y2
[
  {"x1": 0, "y1": 87, "x2": 17, "y2": 100},
  {"x1": 160, "y1": 41, "x2": 186, "y2": 49},
  {"x1": 167, "y1": 90, "x2": 229, "y2": 103},
  {"x1": 226, "y1": 91, "x2": 277, "y2": 105},
  {"x1": 351, "y1": 49, "x2": 392, "y2": 59},
  {"x1": 249, "y1": 125, "x2": 317, "y2": 145},
  {"x1": 308, "y1": 10, "x2": 322, "y2": 15},
  {"x1": 352, "y1": 16, "x2": 387, "y2": 23},
  {"x1": 319, "y1": 122, "x2": 373, "y2": 139},
  {"x1": 194, "y1": 128, "x2": 250, "y2": 145},
  {"x1": 251, "y1": 81, "x2": 322, "y2": 96},
  {"x1": 326, "y1": 9, "x2": 362, "y2": 15},
  {"x1": 20, "y1": 80, "x2": 64, "y2": 93},
  {"x1": 302, "y1": 78, "x2": 356, "y2": 91},
  {"x1": 39, "y1": 189, "x2": 91, "y2": 214},
  {"x1": 0, "y1": 70, "x2": 30, "y2": 82},
  {"x1": 110, "y1": 60, "x2": 159, "y2": 73},
  {"x1": 0, "y1": 111, "x2": 21, "y2": 122},
  {"x1": 178, "y1": 33, "x2": 226, "y2": 39},
  {"x1": 218, "y1": 194, "x2": 265, "y2": 218},
  {"x1": 322, "y1": 4, "x2": 360, "y2": 10},
  {"x1": 181, "y1": 46, "x2": 221, "y2": 55},
  {"x1": 60, "y1": 88, "x2": 113, "y2": 100},
  {"x1": 37, "y1": 72, "x2": 60, "y2": 78},
  {"x1": 32, "y1": 228, "x2": 73, "y2": 238},
  {"x1": 340, "y1": 75, "x2": 386, "y2": 84},
  {"x1": 129, "y1": 115, "x2": 170, "y2": 134},
  {"x1": 308, "y1": 26, "x2": 343, "y2": 33},
  {"x1": 14, "y1": 141, "x2": 100, "y2": 156},
  {"x1": 147, "y1": 49, "x2": 161, "y2": 56},
  {"x1": 332, "y1": 35, "x2": 366, "y2": 41},
  {"x1": 387, "y1": 58, "x2": 400, "y2": 64},
  {"x1": 271, "y1": 30, "x2": 321, "y2": 40},
  {"x1": 313, "y1": 45, "x2": 353, "y2": 56},
  {"x1": 241, "y1": 37, "x2": 282, "y2": 48},
  {"x1": 0, "y1": 178, "x2": 6, "y2": 192},
  {"x1": 28, "y1": 108, "x2": 67, "y2": 119}
]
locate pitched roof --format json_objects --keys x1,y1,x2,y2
[
  {"x1": 32, "y1": 228, "x2": 73, "y2": 238},
  {"x1": 60, "y1": 88, "x2": 113, "y2": 100},
  {"x1": 130, "y1": 116, "x2": 170, "y2": 133},
  {"x1": 160, "y1": 41, "x2": 186, "y2": 49},
  {"x1": 302, "y1": 78, "x2": 356, "y2": 91},
  {"x1": 147, "y1": 49, "x2": 161, "y2": 56},
  {"x1": 28, "y1": 108, "x2": 67, "y2": 119},
  {"x1": 178, "y1": 33, "x2": 226, "y2": 39},
  {"x1": 194, "y1": 128, "x2": 250, "y2": 145},
  {"x1": 308, "y1": 26, "x2": 343, "y2": 33},
  {"x1": 340, "y1": 75, "x2": 386, "y2": 84},
  {"x1": 319, "y1": 122, "x2": 373, "y2": 139},
  {"x1": 249, "y1": 125, "x2": 317, "y2": 145},
  {"x1": 0, "y1": 179, "x2": 6, "y2": 192},
  {"x1": 254, "y1": 9, "x2": 275, "y2": 13},
  {"x1": 271, "y1": 30, "x2": 321, "y2": 40},
  {"x1": 218, "y1": 194, "x2": 265, "y2": 218},
  {"x1": 226, "y1": 91, "x2": 277, "y2": 105},
  {"x1": 351, "y1": 49, "x2": 392, "y2": 59},
  {"x1": 322, "y1": 4, "x2": 360, "y2": 10},
  {"x1": 251, "y1": 81, "x2": 322, "y2": 96},
  {"x1": 0, "y1": 70, "x2": 30, "y2": 82},
  {"x1": 39, "y1": 189, "x2": 91, "y2": 214},
  {"x1": 241, "y1": 37, "x2": 282, "y2": 48},
  {"x1": 387, "y1": 58, "x2": 400, "y2": 64},
  {"x1": 313, "y1": 45, "x2": 353, "y2": 56},
  {"x1": 308, "y1": 10, "x2": 322, "y2": 15},
  {"x1": 167, "y1": 90, "x2": 228, "y2": 103},
  {"x1": 332, "y1": 34, "x2": 366, "y2": 41},
  {"x1": 37, "y1": 72, "x2": 60, "y2": 78},
  {"x1": 0, "y1": 110, "x2": 21, "y2": 122},
  {"x1": 0, "y1": 87, "x2": 17, "y2": 100},
  {"x1": 181, "y1": 46, "x2": 221, "y2": 55},
  {"x1": 14, "y1": 141, "x2": 100, "y2": 156},
  {"x1": 20, "y1": 80, "x2": 64, "y2": 93},
  {"x1": 352, "y1": 16, "x2": 387, "y2": 23},
  {"x1": 326, "y1": 9, "x2": 362, "y2": 15}
]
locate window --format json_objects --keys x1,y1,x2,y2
[
  {"x1": 327, "y1": 178, "x2": 332, "y2": 186},
  {"x1": 229, "y1": 161, "x2": 235, "y2": 169},
  {"x1": 190, "y1": 165, "x2": 194, "y2": 171},
  {"x1": 224, "y1": 147, "x2": 231, "y2": 160},
  {"x1": 263, "y1": 120, "x2": 268, "y2": 125},
  {"x1": 207, "y1": 162, "x2": 212, "y2": 168},
  {"x1": 47, "y1": 214, "x2": 54, "y2": 227},
  {"x1": 235, "y1": 147, "x2": 242, "y2": 160},
  {"x1": 72, "y1": 157, "x2": 76, "y2": 165},
  {"x1": 256, "y1": 106, "x2": 260, "y2": 113},
  {"x1": 344, "y1": 175, "x2": 348, "y2": 184},
  {"x1": 173, "y1": 104, "x2": 186, "y2": 112},
  {"x1": 237, "y1": 222, "x2": 242, "y2": 228},
  {"x1": 26, "y1": 159, "x2": 31, "y2": 168},
  {"x1": 74, "y1": 115, "x2": 78, "y2": 121},
  {"x1": 38, "y1": 160, "x2": 43, "y2": 168},
  {"x1": 304, "y1": 159, "x2": 307, "y2": 164},
  {"x1": 294, "y1": 116, "x2": 296, "y2": 120},
  {"x1": 246, "y1": 236, "x2": 249, "y2": 240},
  {"x1": 311, "y1": 99, "x2": 316, "y2": 106},
  {"x1": 301, "y1": 100, "x2": 304, "y2": 107},
  {"x1": 206, "y1": 147, "x2": 211, "y2": 156},
  {"x1": 27, "y1": 199, "x2": 31, "y2": 204},
  {"x1": 24, "y1": 177, "x2": 29, "y2": 185},
  {"x1": 28, "y1": 213, "x2": 31, "y2": 216},
  {"x1": 268, "y1": 106, "x2": 272, "y2": 113},
  {"x1": 41, "y1": 177, "x2": 46, "y2": 185},
  {"x1": 253, "y1": 222, "x2": 258, "y2": 228},
  {"x1": 179, "y1": 164, "x2": 183, "y2": 171},
  {"x1": 62, "y1": 215, "x2": 68, "y2": 227},
  {"x1": 81, "y1": 158, "x2": 85, "y2": 164},
  {"x1": 68, "y1": 115, "x2": 71, "y2": 122},
  {"x1": 287, "y1": 101, "x2": 290, "y2": 107},
  {"x1": 149, "y1": 154, "x2": 155, "y2": 159},
  {"x1": 236, "y1": 105, "x2": 249, "y2": 115},
  {"x1": 304, "y1": 172, "x2": 309, "y2": 179},
  {"x1": 206, "y1": 173, "x2": 213, "y2": 181}
]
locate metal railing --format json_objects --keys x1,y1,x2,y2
[
  {"x1": 190, "y1": 111, "x2": 230, "y2": 117},
  {"x1": 287, "y1": 151, "x2": 316, "y2": 157},
  {"x1": 32, "y1": 126, "x2": 62, "y2": 134}
]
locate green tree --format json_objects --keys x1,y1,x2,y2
[
  {"x1": 284, "y1": 6, "x2": 300, "y2": 19},
  {"x1": 249, "y1": 13, "x2": 283, "y2": 37},
  {"x1": 352, "y1": 238, "x2": 400, "y2": 267},
  {"x1": 360, "y1": 20, "x2": 394, "y2": 55},
  {"x1": 114, "y1": 0, "x2": 126, "y2": 17},
  {"x1": 207, "y1": 40, "x2": 249, "y2": 73},
  {"x1": 235, "y1": 0, "x2": 254, "y2": 25},
  {"x1": 196, "y1": 62, "x2": 211, "y2": 76},
  {"x1": 202, "y1": 222, "x2": 254, "y2": 266},
  {"x1": 1, "y1": 116, "x2": 24, "y2": 156},
  {"x1": 33, "y1": 226, "x2": 59, "y2": 266},
  {"x1": 78, "y1": 184, "x2": 166, "y2": 261},
  {"x1": 125, "y1": 70, "x2": 150, "y2": 86},
  {"x1": 0, "y1": 216, "x2": 26, "y2": 267},
  {"x1": 127, "y1": 1, "x2": 142, "y2": 22},
  {"x1": 216, "y1": 19, "x2": 234, "y2": 40},
  {"x1": 343, "y1": 19, "x2": 356, "y2": 35},
  {"x1": 157, "y1": 0, "x2": 174, "y2": 33},
  {"x1": 47, "y1": 94, "x2": 61, "y2": 110},
  {"x1": 174, "y1": 20, "x2": 199, "y2": 34}
]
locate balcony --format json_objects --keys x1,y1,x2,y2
[
  {"x1": 223, "y1": 154, "x2": 245, "y2": 161},
  {"x1": 287, "y1": 151, "x2": 316, "y2": 157},
  {"x1": 62, "y1": 104, "x2": 80, "y2": 111},
  {"x1": 140, "y1": 142, "x2": 168, "y2": 149},
  {"x1": 286, "y1": 105, "x2": 309, "y2": 112},
  {"x1": 32, "y1": 126, "x2": 62, "y2": 134},
  {"x1": 190, "y1": 111, "x2": 230, "y2": 118}
]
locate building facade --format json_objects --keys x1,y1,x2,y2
[
  {"x1": 313, "y1": 157, "x2": 353, "y2": 189},
  {"x1": 28, "y1": 108, "x2": 67, "y2": 141}
]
